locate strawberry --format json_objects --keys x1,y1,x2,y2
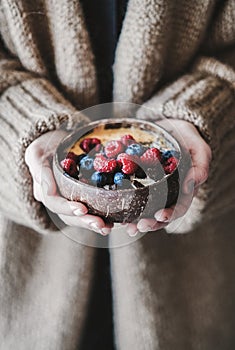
[{"x1": 105, "y1": 140, "x2": 124, "y2": 158}]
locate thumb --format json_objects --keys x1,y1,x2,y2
[{"x1": 183, "y1": 148, "x2": 211, "y2": 194}]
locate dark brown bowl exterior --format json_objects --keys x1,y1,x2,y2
[{"x1": 53, "y1": 119, "x2": 185, "y2": 224}]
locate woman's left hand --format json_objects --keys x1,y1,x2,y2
[{"x1": 126, "y1": 119, "x2": 212, "y2": 236}]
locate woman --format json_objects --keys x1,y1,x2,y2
[{"x1": 0, "y1": 0, "x2": 235, "y2": 349}]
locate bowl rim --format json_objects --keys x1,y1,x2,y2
[{"x1": 53, "y1": 118, "x2": 182, "y2": 193}]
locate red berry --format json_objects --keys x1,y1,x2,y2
[
  {"x1": 94, "y1": 143, "x2": 102, "y2": 152},
  {"x1": 91, "y1": 138, "x2": 101, "y2": 147},
  {"x1": 140, "y1": 147, "x2": 161, "y2": 165},
  {"x1": 117, "y1": 153, "x2": 139, "y2": 175},
  {"x1": 121, "y1": 158, "x2": 138, "y2": 175},
  {"x1": 80, "y1": 138, "x2": 101, "y2": 153},
  {"x1": 66, "y1": 152, "x2": 79, "y2": 163},
  {"x1": 93, "y1": 154, "x2": 118, "y2": 173},
  {"x1": 93, "y1": 154, "x2": 106, "y2": 171},
  {"x1": 105, "y1": 140, "x2": 124, "y2": 158},
  {"x1": 60, "y1": 158, "x2": 78, "y2": 177},
  {"x1": 121, "y1": 134, "x2": 136, "y2": 146},
  {"x1": 117, "y1": 153, "x2": 138, "y2": 167},
  {"x1": 105, "y1": 159, "x2": 118, "y2": 173},
  {"x1": 117, "y1": 153, "x2": 138, "y2": 162},
  {"x1": 164, "y1": 156, "x2": 178, "y2": 174}
]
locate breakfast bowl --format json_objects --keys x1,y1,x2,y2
[{"x1": 53, "y1": 118, "x2": 185, "y2": 224}]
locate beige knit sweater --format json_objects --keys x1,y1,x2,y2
[{"x1": 0, "y1": 1, "x2": 235, "y2": 349}]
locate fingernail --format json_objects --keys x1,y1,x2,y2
[
  {"x1": 100, "y1": 228, "x2": 111, "y2": 236},
  {"x1": 154, "y1": 211, "x2": 169, "y2": 222},
  {"x1": 73, "y1": 208, "x2": 87, "y2": 216},
  {"x1": 186, "y1": 179, "x2": 195, "y2": 194},
  {"x1": 138, "y1": 225, "x2": 152, "y2": 233},
  {"x1": 89, "y1": 222, "x2": 101, "y2": 232},
  {"x1": 69, "y1": 203, "x2": 87, "y2": 215},
  {"x1": 128, "y1": 229, "x2": 139, "y2": 237},
  {"x1": 69, "y1": 203, "x2": 80, "y2": 211}
]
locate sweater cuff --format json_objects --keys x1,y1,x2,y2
[
  {"x1": 137, "y1": 62, "x2": 235, "y2": 152},
  {"x1": 0, "y1": 78, "x2": 90, "y2": 233}
]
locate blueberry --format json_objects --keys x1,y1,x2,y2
[
  {"x1": 125, "y1": 143, "x2": 145, "y2": 156},
  {"x1": 91, "y1": 172, "x2": 109, "y2": 187},
  {"x1": 162, "y1": 150, "x2": 180, "y2": 161},
  {"x1": 114, "y1": 172, "x2": 131, "y2": 188},
  {"x1": 77, "y1": 153, "x2": 87, "y2": 165},
  {"x1": 80, "y1": 156, "x2": 94, "y2": 171}
]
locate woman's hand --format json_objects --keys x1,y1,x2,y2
[
  {"x1": 126, "y1": 119, "x2": 212, "y2": 236},
  {"x1": 25, "y1": 130, "x2": 112, "y2": 235}
]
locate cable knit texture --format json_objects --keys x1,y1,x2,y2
[{"x1": 0, "y1": 0, "x2": 235, "y2": 349}]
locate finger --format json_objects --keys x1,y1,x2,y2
[
  {"x1": 137, "y1": 218, "x2": 168, "y2": 232},
  {"x1": 155, "y1": 192, "x2": 193, "y2": 223},
  {"x1": 25, "y1": 131, "x2": 68, "y2": 182},
  {"x1": 33, "y1": 181, "x2": 43, "y2": 202},
  {"x1": 34, "y1": 180, "x2": 89, "y2": 216},
  {"x1": 126, "y1": 223, "x2": 139, "y2": 237},
  {"x1": 58, "y1": 214, "x2": 112, "y2": 235},
  {"x1": 183, "y1": 146, "x2": 211, "y2": 194},
  {"x1": 39, "y1": 182, "x2": 88, "y2": 216},
  {"x1": 25, "y1": 145, "x2": 45, "y2": 183}
]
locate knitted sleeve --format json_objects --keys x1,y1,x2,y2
[
  {"x1": 0, "y1": 46, "x2": 89, "y2": 233},
  {"x1": 136, "y1": 51, "x2": 235, "y2": 229},
  {"x1": 136, "y1": 54, "x2": 235, "y2": 154}
]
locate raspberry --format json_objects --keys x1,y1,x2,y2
[
  {"x1": 89, "y1": 143, "x2": 104, "y2": 157},
  {"x1": 121, "y1": 134, "x2": 136, "y2": 146},
  {"x1": 163, "y1": 156, "x2": 178, "y2": 174},
  {"x1": 93, "y1": 154, "x2": 106, "y2": 172},
  {"x1": 120, "y1": 158, "x2": 138, "y2": 175},
  {"x1": 125, "y1": 143, "x2": 145, "y2": 156},
  {"x1": 117, "y1": 152, "x2": 138, "y2": 162},
  {"x1": 66, "y1": 152, "x2": 79, "y2": 162},
  {"x1": 140, "y1": 147, "x2": 161, "y2": 165},
  {"x1": 93, "y1": 154, "x2": 118, "y2": 173},
  {"x1": 94, "y1": 143, "x2": 103, "y2": 153},
  {"x1": 60, "y1": 158, "x2": 78, "y2": 177},
  {"x1": 117, "y1": 152, "x2": 138, "y2": 167},
  {"x1": 105, "y1": 140, "x2": 124, "y2": 158},
  {"x1": 80, "y1": 138, "x2": 101, "y2": 153}
]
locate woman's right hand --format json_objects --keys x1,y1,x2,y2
[{"x1": 25, "y1": 130, "x2": 112, "y2": 235}]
